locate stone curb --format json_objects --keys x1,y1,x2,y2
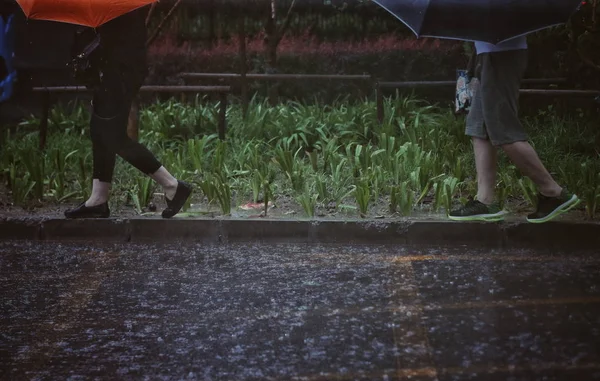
[{"x1": 1, "y1": 217, "x2": 599, "y2": 249}]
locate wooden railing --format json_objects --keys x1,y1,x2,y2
[{"x1": 31, "y1": 85, "x2": 231, "y2": 149}]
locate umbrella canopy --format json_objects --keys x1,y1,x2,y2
[
  {"x1": 16, "y1": 0, "x2": 158, "y2": 29},
  {"x1": 372, "y1": 0, "x2": 583, "y2": 44}
]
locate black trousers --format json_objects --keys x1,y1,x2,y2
[{"x1": 90, "y1": 66, "x2": 161, "y2": 183}]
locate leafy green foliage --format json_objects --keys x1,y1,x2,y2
[{"x1": 1, "y1": 95, "x2": 598, "y2": 220}]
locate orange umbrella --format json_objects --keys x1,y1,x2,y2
[{"x1": 16, "y1": 0, "x2": 158, "y2": 28}]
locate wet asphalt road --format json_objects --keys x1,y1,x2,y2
[{"x1": 1, "y1": 241, "x2": 600, "y2": 381}]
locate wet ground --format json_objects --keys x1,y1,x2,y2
[{"x1": 1, "y1": 241, "x2": 600, "y2": 380}]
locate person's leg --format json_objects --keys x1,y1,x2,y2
[
  {"x1": 89, "y1": 103, "x2": 190, "y2": 216},
  {"x1": 87, "y1": 109, "x2": 180, "y2": 202},
  {"x1": 484, "y1": 50, "x2": 580, "y2": 223},
  {"x1": 449, "y1": 55, "x2": 506, "y2": 222},
  {"x1": 485, "y1": 49, "x2": 559, "y2": 196},
  {"x1": 149, "y1": 167, "x2": 178, "y2": 200},
  {"x1": 66, "y1": 68, "x2": 191, "y2": 218},
  {"x1": 502, "y1": 142, "x2": 561, "y2": 197},
  {"x1": 64, "y1": 92, "x2": 119, "y2": 218},
  {"x1": 101, "y1": 69, "x2": 192, "y2": 217},
  {"x1": 102, "y1": 76, "x2": 191, "y2": 215},
  {"x1": 103, "y1": 111, "x2": 177, "y2": 196},
  {"x1": 506, "y1": 138, "x2": 581, "y2": 222},
  {"x1": 473, "y1": 136, "x2": 497, "y2": 205},
  {"x1": 86, "y1": 180, "x2": 111, "y2": 206},
  {"x1": 86, "y1": 101, "x2": 118, "y2": 207}
]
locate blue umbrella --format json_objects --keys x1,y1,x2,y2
[{"x1": 372, "y1": 0, "x2": 583, "y2": 44}]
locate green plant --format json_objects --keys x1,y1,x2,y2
[
  {"x1": 274, "y1": 139, "x2": 305, "y2": 193},
  {"x1": 258, "y1": 166, "x2": 277, "y2": 217},
  {"x1": 140, "y1": 97, "x2": 219, "y2": 142},
  {"x1": 199, "y1": 176, "x2": 218, "y2": 208},
  {"x1": 369, "y1": 166, "x2": 385, "y2": 204},
  {"x1": 129, "y1": 188, "x2": 143, "y2": 214},
  {"x1": 314, "y1": 172, "x2": 329, "y2": 203},
  {"x1": 329, "y1": 158, "x2": 355, "y2": 208},
  {"x1": 187, "y1": 134, "x2": 218, "y2": 174},
  {"x1": 441, "y1": 176, "x2": 460, "y2": 213},
  {"x1": 213, "y1": 172, "x2": 232, "y2": 215},
  {"x1": 296, "y1": 182, "x2": 319, "y2": 218},
  {"x1": 354, "y1": 178, "x2": 371, "y2": 218},
  {"x1": 9, "y1": 163, "x2": 35, "y2": 205},
  {"x1": 519, "y1": 177, "x2": 538, "y2": 209},
  {"x1": 496, "y1": 180, "x2": 509, "y2": 210},
  {"x1": 48, "y1": 149, "x2": 80, "y2": 202},
  {"x1": 307, "y1": 149, "x2": 319, "y2": 172},
  {"x1": 432, "y1": 180, "x2": 444, "y2": 213},
  {"x1": 320, "y1": 136, "x2": 340, "y2": 174},
  {"x1": 77, "y1": 154, "x2": 91, "y2": 201},
  {"x1": 137, "y1": 177, "x2": 155, "y2": 212},
  {"x1": 20, "y1": 150, "x2": 45, "y2": 200},
  {"x1": 345, "y1": 142, "x2": 385, "y2": 178},
  {"x1": 451, "y1": 156, "x2": 466, "y2": 183},
  {"x1": 212, "y1": 140, "x2": 228, "y2": 175},
  {"x1": 411, "y1": 168, "x2": 443, "y2": 205},
  {"x1": 390, "y1": 181, "x2": 414, "y2": 216},
  {"x1": 579, "y1": 161, "x2": 600, "y2": 219},
  {"x1": 249, "y1": 169, "x2": 263, "y2": 204},
  {"x1": 2, "y1": 94, "x2": 599, "y2": 221}
]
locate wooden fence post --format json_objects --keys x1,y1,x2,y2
[
  {"x1": 39, "y1": 91, "x2": 50, "y2": 150},
  {"x1": 239, "y1": 16, "x2": 249, "y2": 119},
  {"x1": 376, "y1": 82, "x2": 384, "y2": 125},
  {"x1": 218, "y1": 92, "x2": 228, "y2": 140}
]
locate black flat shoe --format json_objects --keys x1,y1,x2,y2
[
  {"x1": 162, "y1": 181, "x2": 192, "y2": 219},
  {"x1": 64, "y1": 202, "x2": 110, "y2": 219}
]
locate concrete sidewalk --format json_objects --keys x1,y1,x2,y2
[{"x1": 1, "y1": 216, "x2": 599, "y2": 249}]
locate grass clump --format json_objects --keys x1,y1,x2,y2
[{"x1": 2, "y1": 95, "x2": 599, "y2": 220}]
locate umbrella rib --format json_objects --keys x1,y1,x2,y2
[
  {"x1": 370, "y1": 0, "x2": 582, "y2": 44},
  {"x1": 88, "y1": 0, "x2": 95, "y2": 28},
  {"x1": 371, "y1": 0, "x2": 422, "y2": 38},
  {"x1": 494, "y1": 22, "x2": 572, "y2": 45}
]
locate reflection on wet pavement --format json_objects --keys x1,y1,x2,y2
[{"x1": 1, "y1": 241, "x2": 599, "y2": 380}]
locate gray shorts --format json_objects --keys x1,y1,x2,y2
[{"x1": 465, "y1": 49, "x2": 528, "y2": 146}]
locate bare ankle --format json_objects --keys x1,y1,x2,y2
[
  {"x1": 85, "y1": 198, "x2": 107, "y2": 207},
  {"x1": 476, "y1": 194, "x2": 495, "y2": 205},
  {"x1": 540, "y1": 186, "x2": 562, "y2": 198},
  {"x1": 164, "y1": 182, "x2": 178, "y2": 200}
]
